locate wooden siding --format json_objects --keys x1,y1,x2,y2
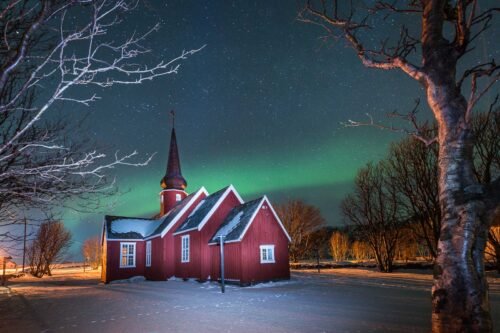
[
  {"x1": 166, "y1": 193, "x2": 207, "y2": 279},
  {"x1": 160, "y1": 189, "x2": 187, "y2": 216},
  {"x1": 174, "y1": 191, "x2": 241, "y2": 280},
  {"x1": 104, "y1": 241, "x2": 146, "y2": 283},
  {"x1": 240, "y1": 203, "x2": 290, "y2": 284},
  {"x1": 210, "y1": 242, "x2": 242, "y2": 281},
  {"x1": 101, "y1": 234, "x2": 107, "y2": 283},
  {"x1": 144, "y1": 237, "x2": 165, "y2": 280}
]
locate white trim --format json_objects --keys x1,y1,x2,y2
[
  {"x1": 263, "y1": 196, "x2": 292, "y2": 242},
  {"x1": 145, "y1": 240, "x2": 152, "y2": 267},
  {"x1": 197, "y1": 184, "x2": 244, "y2": 231},
  {"x1": 172, "y1": 227, "x2": 197, "y2": 236},
  {"x1": 159, "y1": 189, "x2": 188, "y2": 195},
  {"x1": 101, "y1": 218, "x2": 107, "y2": 246},
  {"x1": 150, "y1": 187, "x2": 208, "y2": 239},
  {"x1": 208, "y1": 239, "x2": 240, "y2": 246},
  {"x1": 107, "y1": 238, "x2": 145, "y2": 242},
  {"x1": 260, "y1": 245, "x2": 275, "y2": 263},
  {"x1": 181, "y1": 235, "x2": 190, "y2": 263},
  {"x1": 217, "y1": 196, "x2": 292, "y2": 244},
  {"x1": 119, "y1": 242, "x2": 136, "y2": 268},
  {"x1": 234, "y1": 197, "x2": 265, "y2": 242}
]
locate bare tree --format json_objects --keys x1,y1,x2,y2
[
  {"x1": 395, "y1": 226, "x2": 419, "y2": 263},
  {"x1": 82, "y1": 236, "x2": 101, "y2": 270},
  {"x1": 330, "y1": 231, "x2": 349, "y2": 262},
  {"x1": 0, "y1": 0, "x2": 202, "y2": 242},
  {"x1": 385, "y1": 111, "x2": 498, "y2": 262},
  {"x1": 276, "y1": 200, "x2": 325, "y2": 262},
  {"x1": 27, "y1": 220, "x2": 71, "y2": 278},
  {"x1": 300, "y1": 1, "x2": 499, "y2": 330},
  {"x1": 342, "y1": 162, "x2": 401, "y2": 273},
  {"x1": 472, "y1": 110, "x2": 500, "y2": 275},
  {"x1": 385, "y1": 130, "x2": 440, "y2": 259},
  {"x1": 350, "y1": 240, "x2": 372, "y2": 262},
  {"x1": 485, "y1": 226, "x2": 500, "y2": 272}
]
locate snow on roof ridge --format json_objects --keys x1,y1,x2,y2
[{"x1": 111, "y1": 218, "x2": 162, "y2": 238}]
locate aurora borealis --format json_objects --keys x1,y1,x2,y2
[{"x1": 59, "y1": 0, "x2": 497, "y2": 255}]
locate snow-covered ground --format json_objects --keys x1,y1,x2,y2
[{"x1": 1, "y1": 268, "x2": 499, "y2": 333}]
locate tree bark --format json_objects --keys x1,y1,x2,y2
[
  {"x1": 428, "y1": 84, "x2": 492, "y2": 332},
  {"x1": 495, "y1": 245, "x2": 500, "y2": 274}
]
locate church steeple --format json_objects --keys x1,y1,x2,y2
[
  {"x1": 159, "y1": 111, "x2": 187, "y2": 216},
  {"x1": 160, "y1": 126, "x2": 187, "y2": 190}
]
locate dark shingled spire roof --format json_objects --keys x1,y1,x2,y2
[{"x1": 161, "y1": 127, "x2": 187, "y2": 190}]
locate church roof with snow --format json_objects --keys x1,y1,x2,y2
[
  {"x1": 148, "y1": 191, "x2": 198, "y2": 237},
  {"x1": 105, "y1": 190, "x2": 200, "y2": 240},
  {"x1": 209, "y1": 197, "x2": 263, "y2": 243},
  {"x1": 105, "y1": 215, "x2": 161, "y2": 240},
  {"x1": 174, "y1": 186, "x2": 229, "y2": 233}
]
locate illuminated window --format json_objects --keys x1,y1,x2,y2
[
  {"x1": 176, "y1": 193, "x2": 182, "y2": 202},
  {"x1": 120, "y1": 242, "x2": 136, "y2": 268},
  {"x1": 181, "y1": 235, "x2": 190, "y2": 263},
  {"x1": 146, "y1": 241, "x2": 152, "y2": 267},
  {"x1": 260, "y1": 245, "x2": 275, "y2": 263}
]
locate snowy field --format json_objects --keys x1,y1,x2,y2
[{"x1": 1, "y1": 268, "x2": 499, "y2": 333}]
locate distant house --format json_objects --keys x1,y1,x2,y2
[{"x1": 101, "y1": 125, "x2": 291, "y2": 285}]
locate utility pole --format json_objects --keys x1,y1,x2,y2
[
  {"x1": 2, "y1": 256, "x2": 12, "y2": 286},
  {"x1": 22, "y1": 217, "x2": 27, "y2": 272},
  {"x1": 219, "y1": 235, "x2": 225, "y2": 293}
]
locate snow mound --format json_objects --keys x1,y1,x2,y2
[
  {"x1": 111, "y1": 218, "x2": 162, "y2": 237},
  {"x1": 109, "y1": 276, "x2": 146, "y2": 284},
  {"x1": 246, "y1": 280, "x2": 296, "y2": 289}
]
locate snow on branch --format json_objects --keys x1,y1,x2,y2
[
  {"x1": 0, "y1": 0, "x2": 204, "y2": 154},
  {"x1": 298, "y1": 0, "x2": 426, "y2": 83},
  {"x1": 342, "y1": 100, "x2": 438, "y2": 146},
  {"x1": 0, "y1": 0, "x2": 203, "y2": 236}
]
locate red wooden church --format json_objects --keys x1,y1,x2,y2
[{"x1": 101, "y1": 124, "x2": 291, "y2": 285}]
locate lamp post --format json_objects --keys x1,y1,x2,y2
[
  {"x1": 2, "y1": 256, "x2": 13, "y2": 286},
  {"x1": 219, "y1": 235, "x2": 225, "y2": 293}
]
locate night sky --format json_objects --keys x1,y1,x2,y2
[{"x1": 57, "y1": 0, "x2": 497, "y2": 256}]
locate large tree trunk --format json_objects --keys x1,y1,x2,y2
[{"x1": 428, "y1": 87, "x2": 492, "y2": 332}]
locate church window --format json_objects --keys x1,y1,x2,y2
[
  {"x1": 146, "y1": 241, "x2": 152, "y2": 267},
  {"x1": 181, "y1": 235, "x2": 190, "y2": 263},
  {"x1": 120, "y1": 242, "x2": 136, "y2": 268},
  {"x1": 260, "y1": 245, "x2": 275, "y2": 263}
]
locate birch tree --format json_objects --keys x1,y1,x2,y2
[
  {"x1": 0, "y1": 0, "x2": 202, "y2": 242},
  {"x1": 330, "y1": 231, "x2": 350, "y2": 262},
  {"x1": 300, "y1": 1, "x2": 499, "y2": 331}
]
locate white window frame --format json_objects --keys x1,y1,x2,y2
[
  {"x1": 181, "y1": 235, "x2": 190, "y2": 263},
  {"x1": 120, "y1": 242, "x2": 136, "y2": 268},
  {"x1": 175, "y1": 193, "x2": 182, "y2": 202},
  {"x1": 146, "y1": 241, "x2": 152, "y2": 267},
  {"x1": 260, "y1": 245, "x2": 275, "y2": 264}
]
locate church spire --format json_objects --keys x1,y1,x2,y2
[{"x1": 160, "y1": 111, "x2": 187, "y2": 190}]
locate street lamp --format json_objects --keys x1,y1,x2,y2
[{"x1": 219, "y1": 235, "x2": 225, "y2": 293}]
